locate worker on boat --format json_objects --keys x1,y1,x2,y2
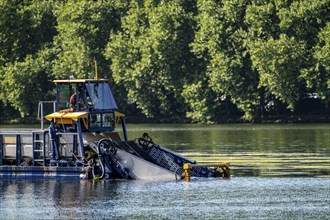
[
  {"x1": 70, "y1": 92, "x2": 77, "y2": 111},
  {"x1": 69, "y1": 86, "x2": 86, "y2": 112}
]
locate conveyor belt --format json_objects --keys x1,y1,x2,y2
[
  {"x1": 98, "y1": 139, "x2": 174, "y2": 180},
  {"x1": 117, "y1": 140, "x2": 215, "y2": 178},
  {"x1": 116, "y1": 141, "x2": 154, "y2": 162}
]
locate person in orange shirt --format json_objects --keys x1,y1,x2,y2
[{"x1": 70, "y1": 92, "x2": 76, "y2": 111}]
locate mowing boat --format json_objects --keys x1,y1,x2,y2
[{"x1": 0, "y1": 78, "x2": 230, "y2": 181}]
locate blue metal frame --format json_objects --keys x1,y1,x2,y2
[
  {"x1": 0, "y1": 134, "x2": 3, "y2": 165},
  {"x1": 121, "y1": 118, "x2": 128, "y2": 141},
  {"x1": 55, "y1": 85, "x2": 60, "y2": 112},
  {"x1": 49, "y1": 121, "x2": 60, "y2": 162},
  {"x1": 73, "y1": 134, "x2": 78, "y2": 155},
  {"x1": 76, "y1": 120, "x2": 85, "y2": 159},
  {"x1": 42, "y1": 131, "x2": 46, "y2": 166},
  {"x1": 0, "y1": 166, "x2": 84, "y2": 179},
  {"x1": 16, "y1": 135, "x2": 21, "y2": 166}
]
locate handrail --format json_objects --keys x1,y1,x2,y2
[{"x1": 37, "y1": 101, "x2": 57, "y2": 130}]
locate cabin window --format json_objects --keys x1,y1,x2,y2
[
  {"x1": 89, "y1": 113, "x2": 114, "y2": 129},
  {"x1": 57, "y1": 84, "x2": 72, "y2": 110},
  {"x1": 57, "y1": 83, "x2": 86, "y2": 111},
  {"x1": 85, "y1": 82, "x2": 117, "y2": 110}
]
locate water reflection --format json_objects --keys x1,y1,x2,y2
[{"x1": 0, "y1": 178, "x2": 329, "y2": 219}]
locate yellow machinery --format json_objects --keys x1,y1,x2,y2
[{"x1": 182, "y1": 162, "x2": 230, "y2": 181}]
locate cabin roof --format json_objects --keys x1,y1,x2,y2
[{"x1": 53, "y1": 79, "x2": 110, "y2": 83}]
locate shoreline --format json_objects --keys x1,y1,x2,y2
[{"x1": 1, "y1": 114, "x2": 329, "y2": 126}]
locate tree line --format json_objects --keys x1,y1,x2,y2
[{"x1": 0, "y1": 0, "x2": 329, "y2": 124}]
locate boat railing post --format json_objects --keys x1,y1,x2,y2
[
  {"x1": 41, "y1": 103, "x2": 44, "y2": 130},
  {"x1": 43, "y1": 130, "x2": 47, "y2": 166},
  {"x1": 16, "y1": 134, "x2": 21, "y2": 166},
  {"x1": 0, "y1": 134, "x2": 3, "y2": 165},
  {"x1": 32, "y1": 132, "x2": 35, "y2": 165}
]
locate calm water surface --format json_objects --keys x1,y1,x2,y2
[
  {"x1": 0, "y1": 123, "x2": 329, "y2": 219},
  {"x1": 0, "y1": 178, "x2": 329, "y2": 219}
]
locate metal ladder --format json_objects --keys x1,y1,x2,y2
[{"x1": 32, "y1": 131, "x2": 47, "y2": 166}]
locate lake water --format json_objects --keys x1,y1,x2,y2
[{"x1": 0, "y1": 123, "x2": 329, "y2": 219}]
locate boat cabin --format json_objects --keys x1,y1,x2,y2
[
  {"x1": 43, "y1": 79, "x2": 128, "y2": 165},
  {"x1": 45, "y1": 79, "x2": 126, "y2": 134}
]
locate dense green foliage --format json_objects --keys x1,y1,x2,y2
[{"x1": 0, "y1": 0, "x2": 329, "y2": 123}]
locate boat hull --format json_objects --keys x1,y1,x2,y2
[{"x1": 0, "y1": 166, "x2": 85, "y2": 179}]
